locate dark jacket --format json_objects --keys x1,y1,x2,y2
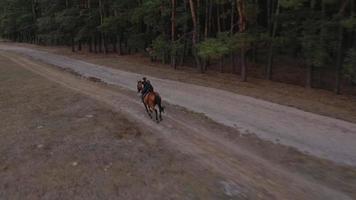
[{"x1": 142, "y1": 81, "x2": 154, "y2": 96}]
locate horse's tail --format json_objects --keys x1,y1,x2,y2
[{"x1": 155, "y1": 93, "x2": 165, "y2": 113}]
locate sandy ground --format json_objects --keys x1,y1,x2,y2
[
  {"x1": 1, "y1": 47, "x2": 356, "y2": 199},
  {"x1": 1, "y1": 45, "x2": 356, "y2": 167},
  {"x1": 0, "y1": 54, "x2": 227, "y2": 199}
]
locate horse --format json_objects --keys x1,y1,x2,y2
[{"x1": 137, "y1": 80, "x2": 164, "y2": 122}]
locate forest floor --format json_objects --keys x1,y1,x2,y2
[{"x1": 1, "y1": 43, "x2": 356, "y2": 199}]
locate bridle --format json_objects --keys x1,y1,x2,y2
[{"x1": 137, "y1": 81, "x2": 143, "y2": 93}]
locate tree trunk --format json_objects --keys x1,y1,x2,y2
[
  {"x1": 236, "y1": 0, "x2": 247, "y2": 81},
  {"x1": 31, "y1": 0, "x2": 38, "y2": 36},
  {"x1": 78, "y1": 40, "x2": 82, "y2": 51},
  {"x1": 171, "y1": 0, "x2": 177, "y2": 69},
  {"x1": 99, "y1": 0, "x2": 104, "y2": 53},
  {"x1": 203, "y1": 0, "x2": 211, "y2": 70},
  {"x1": 94, "y1": 34, "x2": 98, "y2": 53},
  {"x1": 240, "y1": 47, "x2": 247, "y2": 81},
  {"x1": 334, "y1": 0, "x2": 350, "y2": 94},
  {"x1": 335, "y1": 25, "x2": 344, "y2": 94},
  {"x1": 205, "y1": 58, "x2": 210, "y2": 71},
  {"x1": 266, "y1": 0, "x2": 280, "y2": 80},
  {"x1": 220, "y1": 57, "x2": 224, "y2": 73},
  {"x1": 230, "y1": 0, "x2": 235, "y2": 33},
  {"x1": 222, "y1": 5, "x2": 226, "y2": 31},
  {"x1": 204, "y1": 0, "x2": 209, "y2": 39},
  {"x1": 118, "y1": 35, "x2": 123, "y2": 55},
  {"x1": 236, "y1": 0, "x2": 247, "y2": 32},
  {"x1": 113, "y1": 36, "x2": 117, "y2": 53},
  {"x1": 197, "y1": 0, "x2": 201, "y2": 42},
  {"x1": 306, "y1": 65, "x2": 313, "y2": 88},
  {"x1": 351, "y1": 0, "x2": 355, "y2": 48},
  {"x1": 71, "y1": 37, "x2": 75, "y2": 52},
  {"x1": 305, "y1": 0, "x2": 316, "y2": 88},
  {"x1": 320, "y1": 0, "x2": 326, "y2": 44},
  {"x1": 267, "y1": 0, "x2": 271, "y2": 33},
  {"x1": 231, "y1": 53, "x2": 237, "y2": 73},
  {"x1": 180, "y1": 0, "x2": 189, "y2": 66},
  {"x1": 188, "y1": 0, "x2": 202, "y2": 70},
  {"x1": 208, "y1": 0, "x2": 213, "y2": 35},
  {"x1": 88, "y1": 36, "x2": 93, "y2": 53},
  {"x1": 104, "y1": 34, "x2": 108, "y2": 54},
  {"x1": 99, "y1": 34, "x2": 103, "y2": 53},
  {"x1": 217, "y1": 4, "x2": 221, "y2": 33}
]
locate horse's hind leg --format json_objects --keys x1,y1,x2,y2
[
  {"x1": 159, "y1": 110, "x2": 162, "y2": 121},
  {"x1": 154, "y1": 109, "x2": 159, "y2": 123}
]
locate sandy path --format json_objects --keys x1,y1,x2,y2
[
  {"x1": 0, "y1": 54, "x2": 226, "y2": 199},
  {"x1": 3, "y1": 51, "x2": 356, "y2": 200},
  {"x1": 1, "y1": 45, "x2": 355, "y2": 166}
]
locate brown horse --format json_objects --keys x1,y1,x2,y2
[{"x1": 137, "y1": 81, "x2": 164, "y2": 122}]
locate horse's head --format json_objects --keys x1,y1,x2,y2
[{"x1": 137, "y1": 80, "x2": 143, "y2": 93}]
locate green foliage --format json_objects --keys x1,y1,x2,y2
[
  {"x1": 37, "y1": 17, "x2": 56, "y2": 33},
  {"x1": 151, "y1": 35, "x2": 170, "y2": 59},
  {"x1": 0, "y1": 13, "x2": 17, "y2": 36},
  {"x1": 301, "y1": 34, "x2": 329, "y2": 67},
  {"x1": 99, "y1": 17, "x2": 120, "y2": 33},
  {"x1": 131, "y1": 0, "x2": 161, "y2": 27},
  {"x1": 246, "y1": 2, "x2": 259, "y2": 25},
  {"x1": 344, "y1": 49, "x2": 356, "y2": 82},
  {"x1": 127, "y1": 33, "x2": 147, "y2": 50},
  {"x1": 170, "y1": 40, "x2": 184, "y2": 56},
  {"x1": 198, "y1": 29, "x2": 261, "y2": 59},
  {"x1": 323, "y1": 0, "x2": 338, "y2": 5},
  {"x1": 280, "y1": 0, "x2": 308, "y2": 9},
  {"x1": 0, "y1": 0, "x2": 355, "y2": 90},
  {"x1": 16, "y1": 14, "x2": 35, "y2": 33},
  {"x1": 341, "y1": 17, "x2": 356, "y2": 30},
  {"x1": 198, "y1": 37, "x2": 229, "y2": 59},
  {"x1": 55, "y1": 8, "x2": 81, "y2": 35}
]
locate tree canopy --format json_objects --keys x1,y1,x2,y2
[{"x1": 0, "y1": 0, "x2": 355, "y2": 94}]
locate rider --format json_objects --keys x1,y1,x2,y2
[{"x1": 141, "y1": 77, "x2": 154, "y2": 101}]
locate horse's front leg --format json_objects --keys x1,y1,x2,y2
[{"x1": 144, "y1": 104, "x2": 152, "y2": 118}]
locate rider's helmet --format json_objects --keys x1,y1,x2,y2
[{"x1": 142, "y1": 77, "x2": 147, "y2": 82}]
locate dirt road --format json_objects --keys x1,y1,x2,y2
[
  {"x1": 1, "y1": 45, "x2": 356, "y2": 166},
  {"x1": 1, "y1": 47, "x2": 356, "y2": 199},
  {"x1": 0, "y1": 55, "x2": 206, "y2": 199},
  {"x1": 0, "y1": 54, "x2": 233, "y2": 199}
]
